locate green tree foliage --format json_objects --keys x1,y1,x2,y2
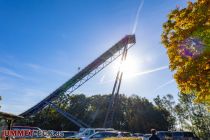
[
  {"x1": 154, "y1": 94, "x2": 176, "y2": 130},
  {"x1": 174, "y1": 93, "x2": 210, "y2": 139},
  {"x1": 154, "y1": 93, "x2": 210, "y2": 139},
  {"x1": 120, "y1": 95, "x2": 170, "y2": 132},
  {"x1": 17, "y1": 93, "x2": 210, "y2": 139},
  {"x1": 161, "y1": 0, "x2": 210, "y2": 107},
  {"x1": 17, "y1": 94, "x2": 171, "y2": 133}
]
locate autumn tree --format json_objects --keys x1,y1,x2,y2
[{"x1": 161, "y1": 0, "x2": 210, "y2": 108}]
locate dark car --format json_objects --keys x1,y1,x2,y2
[
  {"x1": 120, "y1": 132, "x2": 132, "y2": 137},
  {"x1": 172, "y1": 131, "x2": 199, "y2": 140},
  {"x1": 62, "y1": 131, "x2": 78, "y2": 138},
  {"x1": 157, "y1": 131, "x2": 173, "y2": 140}
]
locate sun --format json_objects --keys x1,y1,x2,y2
[{"x1": 113, "y1": 55, "x2": 139, "y2": 79}]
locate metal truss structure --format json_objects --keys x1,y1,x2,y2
[
  {"x1": 46, "y1": 101, "x2": 90, "y2": 128},
  {"x1": 103, "y1": 42, "x2": 128, "y2": 128},
  {"x1": 20, "y1": 34, "x2": 136, "y2": 128}
]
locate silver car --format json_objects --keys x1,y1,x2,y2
[{"x1": 84, "y1": 131, "x2": 132, "y2": 140}]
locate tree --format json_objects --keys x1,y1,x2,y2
[
  {"x1": 122, "y1": 95, "x2": 168, "y2": 132},
  {"x1": 174, "y1": 104, "x2": 185, "y2": 130},
  {"x1": 17, "y1": 94, "x2": 172, "y2": 133},
  {"x1": 154, "y1": 94, "x2": 176, "y2": 130},
  {"x1": 175, "y1": 93, "x2": 210, "y2": 139},
  {"x1": 161, "y1": 0, "x2": 210, "y2": 107}
]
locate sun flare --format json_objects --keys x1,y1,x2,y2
[{"x1": 113, "y1": 55, "x2": 139, "y2": 79}]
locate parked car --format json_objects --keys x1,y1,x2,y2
[
  {"x1": 142, "y1": 134, "x2": 152, "y2": 140},
  {"x1": 62, "y1": 131, "x2": 78, "y2": 138},
  {"x1": 79, "y1": 128, "x2": 87, "y2": 133},
  {"x1": 132, "y1": 133, "x2": 144, "y2": 137},
  {"x1": 71, "y1": 128, "x2": 115, "y2": 138},
  {"x1": 11, "y1": 126, "x2": 41, "y2": 130},
  {"x1": 10, "y1": 126, "x2": 44, "y2": 139},
  {"x1": 120, "y1": 132, "x2": 132, "y2": 137},
  {"x1": 172, "y1": 131, "x2": 199, "y2": 140},
  {"x1": 157, "y1": 131, "x2": 173, "y2": 140},
  {"x1": 83, "y1": 131, "x2": 132, "y2": 140}
]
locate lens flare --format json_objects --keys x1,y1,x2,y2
[{"x1": 179, "y1": 37, "x2": 204, "y2": 58}]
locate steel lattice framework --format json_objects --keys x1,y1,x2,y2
[
  {"x1": 103, "y1": 41, "x2": 129, "y2": 128},
  {"x1": 20, "y1": 35, "x2": 136, "y2": 127}
]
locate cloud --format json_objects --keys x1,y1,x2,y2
[
  {"x1": 0, "y1": 67, "x2": 24, "y2": 79},
  {"x1": 154, "y1": 79, "x2": 175, "y2": 93},
  {"x1": 132, "y1": 0, "x2": 144, "y2": 34},
  {"x1": 100, "y1": 65, "x2": 169, "y2": 84},
  {"x1": 27, "y1": 63, "x2": 71, "y2": 77},
  {"x1": 129, "y1": 65, "x2": 168, "y2": 77}
]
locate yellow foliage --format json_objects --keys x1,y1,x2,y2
[{"x1": 162, "y1": 0, "x2": 210, "y2": 107}]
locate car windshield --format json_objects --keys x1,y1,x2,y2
[
  {"x1": 105, "y1": 132, "x2": 118, "y2": 137},
  {"x1": 121, "y1": 132, "x2": 131, "y2": 137},
  {"x1": 12, "y1": 127, "x2": 40, "y2": 131},
  {"x1": 173, "y1": 132, "x2": 183, "y2": 136},
  {"x1": 183, "y1": 132, "x2": 194, "y2": 137},
  {"x1": 158, "y1": 132, "x2": 172, "y2": 137},
  {"x1": 91, "y1": 133, "x2": 105, "y2": 138},
  {"x1": 63, "y1": 132, "x2": 76, "y2": 137},
  {"x1": 144, "y1": 134, "x2": 151, "y2": 137}
]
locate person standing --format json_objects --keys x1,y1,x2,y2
[{"x1": 149, "y1": 129, "x2": 160, "y2": 140}]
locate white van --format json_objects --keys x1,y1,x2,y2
[{"x1": 72, "y1": 128, "x2": 115, "y2": 138}]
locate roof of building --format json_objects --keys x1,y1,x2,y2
[{"x1": 0, "y1": 111, "x2": 24, "y2": 120}]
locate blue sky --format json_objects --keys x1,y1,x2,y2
[{"x1": 0, "y1": 0, "x2": 192, "y2": 114}]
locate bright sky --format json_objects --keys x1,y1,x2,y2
[{"x1": 0, "y1": 0, "x2": 192, "y2": 114}]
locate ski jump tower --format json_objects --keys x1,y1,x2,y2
[{"x1": 20, "y1": 34, "x2": 136, "y2": 128}]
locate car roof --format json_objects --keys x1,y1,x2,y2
[
  {"x1": 95, "y1": 131, "x2": 119, "y2": 133},
  {"x1": 62, "y1": 131, "x2": 77, "y2": 132},
  {"x1": 157, "y1": 131, "x2": 172, "y2": 133},
  {"x1": 172, "y1": 131, "x2": 192, "y2": 133},
  {"x1": 144, "y1": 134, "x2": 152, "y2": 137},
  {"x1": 88, "y1": 130, "x2": 119, "y2": 138},
  {"x1": 88, "y1": 128, "x2": 114, "y2": 130},
  {"x1": 12, "y1": 126, "x2": 39, "y2": 128}
]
